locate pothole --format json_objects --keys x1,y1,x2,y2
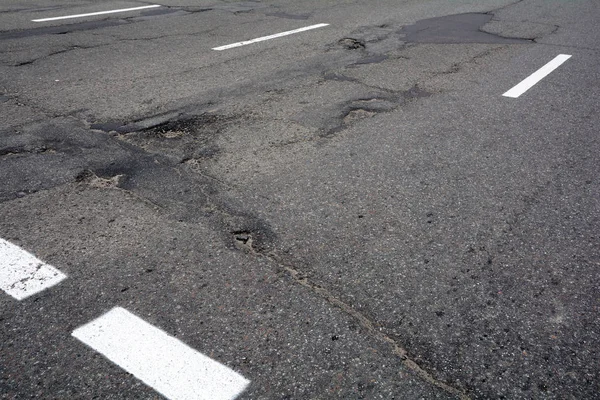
[
  {"x1": 114, "y1": 113, "x2": 237, "y2": 163},
  {"x1": 323, "y1": 88, "x2": 429, "y2": 136},
  {"x1": 338, "y1": 38, "x2": 366, "y2": 50},
  {"x1": 76, "y1": 170, "x2": 124, "y2": 189},
  {"x1": 232, "y1": 231, "x2": 255, "y2": 252},
  {"x1": 146, "y1": 115, "x2": 227, "y2": 139},
  {"x1": 160, "y1": 130, "x2": 186, "y2": 139},
  {"x1": 343, "y1": 109, "x2": 377, "y2": 125}
]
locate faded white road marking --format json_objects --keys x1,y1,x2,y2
[
  {"x1": 0, "y1": 238, "x2": 67, "y2": 300},
  {"x1": 503, "y1": 54, "x2": 572, "y2": 98},
  {"x1": 32, "y1": 5, "x2": 161, "y2": 22},
  {"x1": 213, "y1": 23, "x2": 329, "y2": 50},
  {"x1": 72, "y1": 307, "x2": 250, "y2": 400}
]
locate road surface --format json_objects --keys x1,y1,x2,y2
[{"x1": 1, "y1": 0, "x2": 598, "y2": 399}]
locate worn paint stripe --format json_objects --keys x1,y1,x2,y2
[
  {"x1": 72, "y1": 307, "x2": 250, "y2": 400},
  {"x1": 503, "y1": 54, "x2": 572, "y2": 98},
  {"x1": 213, "y1": 23, "x2": 330, "y2": 50},
  {"x1": 0, "y1": 238, "x2": 67, "y2": 300},
  {"x1": 32, "y1": 5, "x2": 161, "y2": 22}
]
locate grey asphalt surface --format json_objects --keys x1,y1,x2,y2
[{"x1": 1, "y1": 0, "x2": 599, "y2": 399}]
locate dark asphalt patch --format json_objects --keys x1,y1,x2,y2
[
  {"x1": 130, "y1": 7, "x2": 188, "y2": 20},
  {"x1": 89, "y1": 121, "x2": 123, "y2": 133},
  {"x1": 207, "y1": 1, "x2": 268, "y2": 14},
  {"x1": 0, "y1": 7, "x2": 187, "y2": 39},
  {"x1": 0, "y1": 19, "x2": 128, "y2": 39},
  {"x1": 400, "y1": 13, "x2": 532, "y2": 44}
]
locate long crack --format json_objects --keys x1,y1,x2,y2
[{"x1": 238, "y1": 247, "x2": 472, "y2": 399}]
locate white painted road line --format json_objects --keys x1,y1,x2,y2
[
  {"x1": 0, "y1": 238, "x2": 67, "y2": 300},
  {"x1": 32, "y1": 5, "x2": 161, "y2": 22},
  {"x1": 72, "y1": 307, "x2": 250, "y2": 400},
  {"x1": 213, "y1": 23, "x2": 330, "y2": 51},
  {"x1": 503, "y1": 54, "x2": 572, "y2": 98}
]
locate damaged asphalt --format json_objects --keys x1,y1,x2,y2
[{"x1": 1, "y1": 0, "x2": 599, "y2": 399}]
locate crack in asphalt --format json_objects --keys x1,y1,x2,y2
[
  {"x1": 14, "y1": 47, "x2": 76, "y2": 66},
  {"x1": 322, "y1": 69, "x2": 402, "y2": 94},
  {"x1": 4, "y1": 27, "x2": 222, "y2": 67},
  {"x1": 429, "y1": 44, "x2": 511, "y2": 77},
  {"x1": 229, "y1": 239, "x2": 471, "y2": 399},
  {"x1": 0, "y1": 1, "x2": 269, "y2": 40},
  {"x1": 0, "y1": 145, "x2": 55, "y2": 157},
  {"x1": 0, "y1": 20, "x2": 128, "y2": 40},
  {"x1": 483, "y1": 0, "x2": 527, "y2": 15},
  {"x1": 4, "y1": 13, "x2": 273, "y2": 68},
  {"x1": 75, "y1": 169, "x2": 165, "y2": 210}
]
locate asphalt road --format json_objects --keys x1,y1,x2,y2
[{"x1": 1, "y1": 0, "x2": 599, "y2": 399}]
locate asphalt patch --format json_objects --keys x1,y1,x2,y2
[
  {"x1": 0, "y1": 19, "x2": 128, "y2": 40},
  {"x1": 130, "y1": 7, "x2": 187, "y2": 19},
  {"x1": 400, "y1": 13, "x2": 531, "y2": 44}
]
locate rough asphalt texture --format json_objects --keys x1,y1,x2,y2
[{"x1": 1, "y1": 0, "x2": 599, "y2": 399}]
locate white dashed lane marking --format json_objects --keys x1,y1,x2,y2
[
  {"x1": 31, "y1": 5, "x2": 161, "y2": 22},
  {"x1": 213, "y1": 23, "x2": 330, "y2": 50},
  {"x1": 503, "y1": 54, "x2": 572, "y2": 98},
  {"x1": 72, "y1": 307, "x2": 250, "y2": 400},
  {"x1": 0, "y1": 238, "x2": 67, "y2": 300}
]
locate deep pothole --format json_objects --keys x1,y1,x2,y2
[
  {"x1": 338, "y1": 38, "x2": 366, "y2": 50},
  {"x1": 233, "y1": 231, "x2": 255, "y2": 252},
  {"x1": 114, "y1": 113, "x2": 237, "y2": 163}
]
